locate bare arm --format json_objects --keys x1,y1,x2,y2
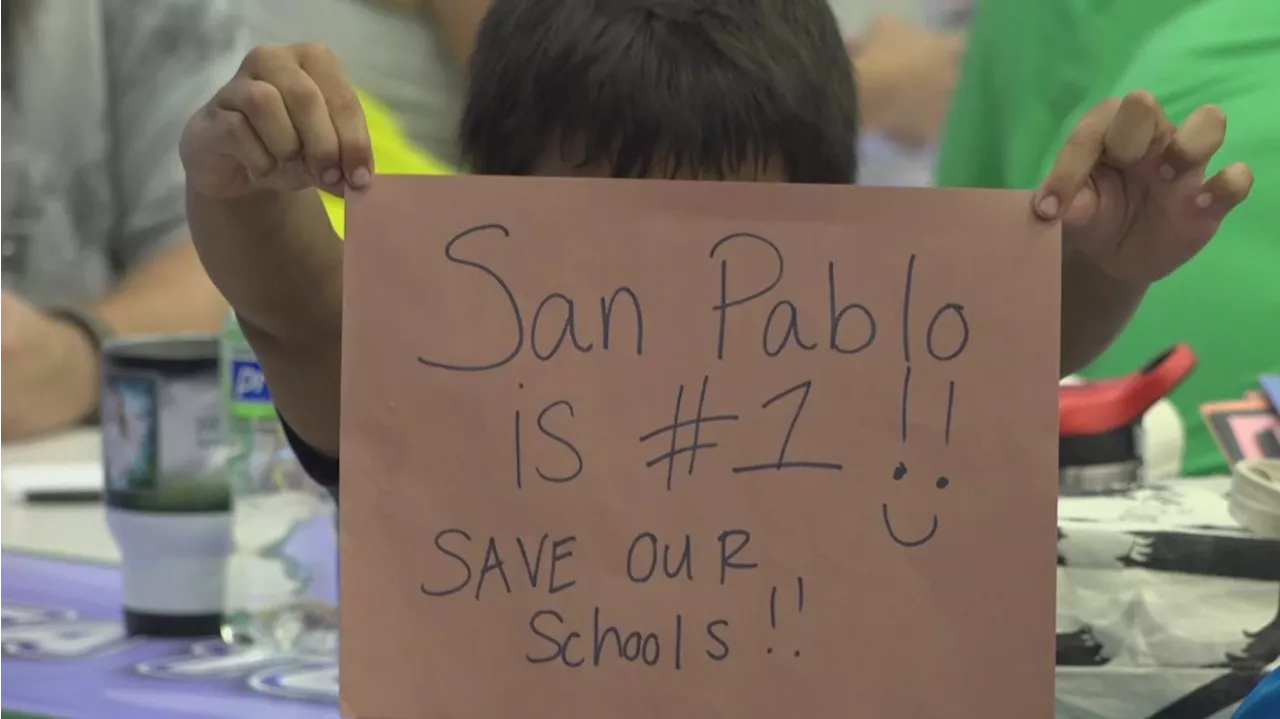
[
  {"x1": 93, "y1": 241, "x2": 227, "y2": 335},
  {"x1": 1059, "y1": 253, "x2": 1145, "y2": 376},
  {"x1": 102, "y1": 0, "x2": 247, "y2": 334},
  {"x1": 187, "y1": 189, "x2": 345, "y2": 454},
  {"x1": 180, "y1": 43, "x2": 374, "y2": 458}
]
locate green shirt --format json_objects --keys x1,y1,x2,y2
[
  {"x1": 939, "y1": 0, "x2": 1280, "y2": 475},
  {"x1": 937, "y1": 0, "x2": 1205, "y2": 191}
]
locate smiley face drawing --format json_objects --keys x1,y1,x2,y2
[{"x1": 882, "y1": 462, "x2": 950, "y2": 548}]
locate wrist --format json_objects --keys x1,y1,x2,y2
[
  {"x1": 47, "y1": 315, "x2": 102, "y2": 424},
  {"x1": 1065, "y1": 249, "x2": 1151, "y2": 297},
  {"x1": 188, "y1": 183, "x2": 316, "y2": 228}
]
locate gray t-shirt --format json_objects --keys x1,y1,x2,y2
[{"x1": 1, "y1": 0, "x2": 247, "y2": 307}]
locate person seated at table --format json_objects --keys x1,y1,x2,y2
[
  {"x1": 178, "y1": 0, "x2": 1253, "y2": 497},
  {"x1": 1, "y1": 0, "x2": 246, "y2": 441},
  {"x1": 845, "y1": 9, "x2": 969, "y2": 187},
  {"x1": 938, "y1": 0, "x2": 1280, "y2": 475}
]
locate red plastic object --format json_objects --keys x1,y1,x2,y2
[{"x1": 1059, "y1": 344, "x2": 1197, "y2": 437}]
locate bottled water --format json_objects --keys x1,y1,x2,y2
[{"x1": 219, "y1": 312, "x2": 339, "y2": 658}]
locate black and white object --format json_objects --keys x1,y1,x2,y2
[
  {"x1": 1059, "y1": 345, "x2": 1197, "y2": 496},
  {"x1": 1231, "y1": 459, "x2": 1280, "y2": 538},
  {"x1": 101, "y1": 336, "x2": 230, "y2": 637},
  {"x1": 1056, "y1": 477, "x2": 1280, "y2": 718}
]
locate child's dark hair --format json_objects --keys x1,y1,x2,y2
[{"x1": 461, "y1": 0, "x2": 858, "y2": 183}]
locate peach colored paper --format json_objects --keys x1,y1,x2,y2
[{"x1": 341, "y1": 175, "x2": 1061, "y2": 719}]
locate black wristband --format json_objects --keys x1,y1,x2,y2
[
  {"x1": 45, "y1": 305, "x2": 114, "y2": 424},
  {"x1": 46, "y1": 305, "x2": 115, "y2": 352}
]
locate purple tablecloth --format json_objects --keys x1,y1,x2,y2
[{"x1": 2, "y1": 551, "x2": 338, "y2": 719}]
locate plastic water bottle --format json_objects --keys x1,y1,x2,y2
[{"x1": 219, "y1": 312, "x2": 339, "y2": 657}]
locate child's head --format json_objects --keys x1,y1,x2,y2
[{"x1": 461, "y1": 0, "x2": 858, "y2": 183}]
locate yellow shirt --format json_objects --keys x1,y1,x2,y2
[{"x1": 320, "y1": 91, "x2": 454, "y2": 237}]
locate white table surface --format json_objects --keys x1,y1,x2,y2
[
  {"x1": 1, "y1": 429, "x2": 119, "y2": 564},
  {"x1": 0, "y1": 398, "x2": 1183, "y2": 566},
  {"x1": 1, "y1": 426, "x2": 1270, "y2": 718}
]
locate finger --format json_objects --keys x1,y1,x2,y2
[
  {"x1": 1102, "y1": 91, "x2": 1162, "y2": 166},
  {"x1": 295, "y1": 43, "x2": 374, "y2": 188},
  {"x1": 1160, "y1": 105, "x2": 1227, "y2": 180},
  {"x1": 214, "y1": 79, "x2": 301, "y2": 164},
  {"x1": 1060, "y1": 180, "x2": 1100, "y2": 227},
  {"x1": 1147, "y1": 111, "x2": 1178, "y2": 163},
  {"x1": 213, "y1": 109, "x2": 276, "y2": 179},
  {"x1": 1033, "y1": 98, "x2": 1117, "y2": 219},
  {"x1": 1193, "y1": 161, "x2": 1253, "y2": 217},
  {"x1": 246, "y1": 48, "x2": 343, "y2": 187}
]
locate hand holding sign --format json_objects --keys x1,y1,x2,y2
[{"x1": 340, "y1": 176, "x2": 1061, "y2": 718}]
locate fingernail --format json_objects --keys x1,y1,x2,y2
[
  {"x1": 1037, "y1": 194, "x2": 1060, "y2": 217},
  {"x1": 322, "y1": 168, "x2": 342, "y2": 186},
  {"x1": 349, "y1": 167, "x2": 372, "y2": 187},
  {"x1": 1160, "y1": 164, "x2": 1176, "y2": 181},
  {"x1": 1195, "y1": 192, "x2": 1213, "y2": 209}
]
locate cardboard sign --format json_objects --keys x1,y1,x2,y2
[{"x1": 341, "y1": 176, "x2": 1061, "y2": 718}]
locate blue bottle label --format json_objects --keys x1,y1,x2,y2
[{"x1": 230, "y1": 359, "x2": 272, "y2": 404}]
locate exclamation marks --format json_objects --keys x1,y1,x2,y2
[
  {"x1": 944, "y1": 379, "x2": 955, "y2": 446},
  {"x1": 900, "y1": 254, "x2": 916, "y2": 445},
  {"x1": 766, "y1": 577, "x2": 805, "y2": 658}
]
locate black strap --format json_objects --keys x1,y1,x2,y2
[{"x1": 280, "y1": 414, "x2": 341, "y2": 492}]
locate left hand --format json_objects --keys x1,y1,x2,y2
[
  {"x1": 849, "y1": 14, "x2": 967, "y2": 148},
  {"x1": 1034, "y1": 91, "x2": 1254, "y2": 284},
  {"x1": 1, "y1": 292, "x2": 101, "y2": 441}
]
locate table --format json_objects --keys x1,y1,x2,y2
[
  {"x1": 1, "y1": 431, "x2": 339, "y2": 719},
  {"x1": 3, "y1": 429, "x2": 1276, "y2": 719},
  {"x1": 3, "y1": 431, "x2": 116, "y2": 563},
  {"x1": 1053, "y1": 480, "x2": 1279, "y2": 718}
]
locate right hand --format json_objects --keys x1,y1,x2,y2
[
  {"x1": 849, "y1": 14, "x2": 967, "y2": 148},
  {"x1": 179, "y1": 43, "x2": 373, "y2": 199}
]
